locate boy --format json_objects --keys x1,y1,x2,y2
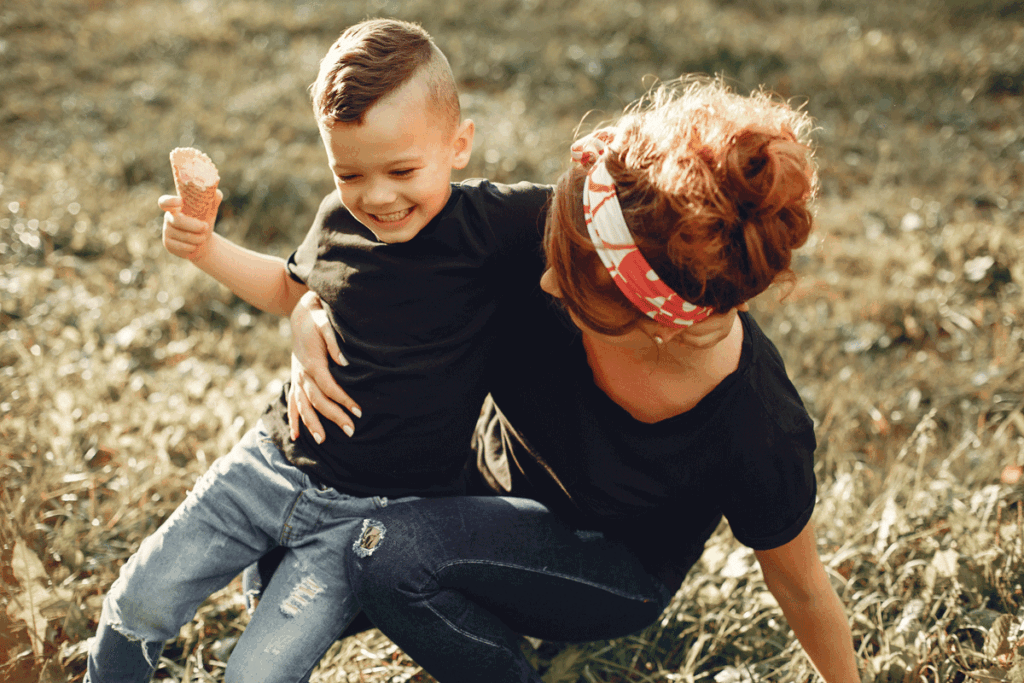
[{"x1": 85, "y1": 18, "x2": 550, "y2": 683}]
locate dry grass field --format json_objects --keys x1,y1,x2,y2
[{"x1": 1, "y1": 0, "x2": 1023, "y2": 681}]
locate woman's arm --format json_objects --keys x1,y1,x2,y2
[
  {"x1": 287, "y1": 293, "x2": 743, "y2": 441},
  {"x1": 286, "y1": 291, "x2": 362, "y2": 441},
  {"x1": 754, "y1": 521, "x2": 861, "y2": 683}
]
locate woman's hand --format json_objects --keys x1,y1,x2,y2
[{"x1": 287, "y1": 291, "x2": 362, "y2": 442}]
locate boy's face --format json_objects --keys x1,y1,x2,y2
[{"x1": 320, "y1": 74, "x2": 474, "y2": 244}]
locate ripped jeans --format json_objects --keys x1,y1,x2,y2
[
  {"x1": 250, "y1": 495, "x2": 672, "y2": 683},
  {"x1": 85, "y1": 423, "x2": 415, "y2": 683}
]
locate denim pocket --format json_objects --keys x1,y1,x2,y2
[{"x1": 255, "y1": 430, "x2": 310, "y2": 491}]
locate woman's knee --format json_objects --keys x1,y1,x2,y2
[
  {"x1": 344, "y1": 496, "x2": 578, "y2": 592},
  {"x1": 345, "y1": 512, "x2": 430, "y2": 596},
  {"x1": 343, "y1": 498, "x2": 515, "y2": 601}
]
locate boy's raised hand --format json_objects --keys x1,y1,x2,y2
[{"x1": 159, "y1": 191, "x2": 222, "y2": 263}]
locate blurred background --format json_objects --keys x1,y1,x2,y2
[{"x1": 1, "y1": 0, "x2": 1022, "y2": 681}]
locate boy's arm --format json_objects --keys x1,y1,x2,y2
[
  {"x1": 192, "y1": 231, "x2": 308, "y2": 317},
  {"x1": 160, "y1": 194, "x2": 308, "y2": 316},
  {"x1": 754, "y1": 522, "x2": 861, "y2": 683}
]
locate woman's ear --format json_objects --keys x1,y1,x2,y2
[
  {"x1": 539, "y1": 268, "x2": 562, "y2": 298},
  {"x1": 450, "y1": 119, "x2": 475, "y2": 170}
]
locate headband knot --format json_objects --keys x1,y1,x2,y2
[{"x1": 570, "y1": 128, "x2": 617, "y2": 167}]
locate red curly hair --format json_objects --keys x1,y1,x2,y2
[{"x1": 545, "y1": 77, "x2": 818, "y2": 335}]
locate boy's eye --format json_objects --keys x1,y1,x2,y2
[
  {"x1": 336, "y1": 174, "x2": 360, "y2": 183},
  {"x1": 391, "y1": 169, "x2": 415, "y2": 177}
]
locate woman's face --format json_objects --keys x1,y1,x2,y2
[{"x1": 539, "y1": 268, "x2": 744, "y2": 351}]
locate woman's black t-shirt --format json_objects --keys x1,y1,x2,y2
[{"x1": 477, "y1": 293, "x2": 818, "y2": 589}]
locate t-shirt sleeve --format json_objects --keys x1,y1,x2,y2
[
  {"x1": 720, "y1": 412, "x2": 818, "y2": 551},
  {"x1": 496, "y1": 181, "x2": 552, "y2": 257},
  {"x1": 471, "y1": 180, "x2": 551, "y2": 264},
  {"x1": 286, "y1": 192, "x2": 339, "y2": 285},
  {"x1": 476, "y1": 181, "x2": 552, "y2": 319}
]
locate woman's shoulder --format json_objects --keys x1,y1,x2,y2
[{"x1": 734, "y1": 312, "x2": 815, "y2": 438}]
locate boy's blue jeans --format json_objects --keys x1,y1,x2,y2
[
  {"x1": 253, "y1": 495, "x2": 673, "y2": 683},
  {"x1": 85, "y1": 423, "x2": 413, "y2": 683}
]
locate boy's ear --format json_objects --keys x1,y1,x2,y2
[{"x1": 450, "y1": 119, "x2": 475, "y2": 170}]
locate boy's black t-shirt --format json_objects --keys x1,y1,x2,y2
[
  {"x1": 261, "y1": 179, "x2": 551, "y2": 497},
  {"x1": 477, "y1": 295, "x2": 818, "y2": 589}
]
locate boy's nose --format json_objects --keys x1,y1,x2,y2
[{"x1": 363, "y1": 179, "x2": 397, "y2": 207}]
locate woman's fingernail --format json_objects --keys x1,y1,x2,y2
[
  {"x1": 351, "y1": 406, "x2": 362, "y2": 419},
  {"x1": 314, "y1": 432, "x2": 324, "y2": 444},
  {"x1": 337, "y1": 355, "x2": 348, "y2": 367},
  {"x1": 343, "y1": 425, "x2": 354, "y2": 437}
]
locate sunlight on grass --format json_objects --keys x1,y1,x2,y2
[{"x1": 1, "y1": 0, "x2": 1022, "y2": 681}]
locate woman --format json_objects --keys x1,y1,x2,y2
[{"x1": 280, "y1": 78, "x2": 859, "y2": 682}]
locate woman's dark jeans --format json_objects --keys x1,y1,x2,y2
[{"x1": 249, "y1": 496, "x2": 670, "y2": 683}]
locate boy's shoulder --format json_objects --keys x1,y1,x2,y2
[
  {"x1": 453, "y1": 177, "x2": 553, "y2": 202},
  {"x1": 313, "y1": 189, "x2": 349, "y2": 227},
  {"x1": 310, "y1": 180, "x2": 552, "y2": 228},
  {"x1": 446, "y1": 178, "x2": 552, "y2": 244},
  {"x1": 453, "y1": 177, "x2": 552, "y2": 194},
  {"x1": 304, "y1": 181, "x2": 551, "y2": 255},
  {"x1": 449, "y1": 178, "x2": 553, "y2": 222}
]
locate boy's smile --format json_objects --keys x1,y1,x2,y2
[{"x1": 320, "y1": 72, "x2": 474, "y2": 244}]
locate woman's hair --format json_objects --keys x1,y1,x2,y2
[{"x1": 544, "y1": 77, "x2": 817, "y2": 335}]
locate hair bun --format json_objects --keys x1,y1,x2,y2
[{"x1": 725, "y1": 130, "x2": 813, "y2": 220}]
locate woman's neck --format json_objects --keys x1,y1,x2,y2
[{"x1": 581, "y1": 315, "x2": 745, "y2": 423}]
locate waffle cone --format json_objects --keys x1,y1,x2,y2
[{"x1": 169, "y1": 147, "x2": 221, "y2": 224}]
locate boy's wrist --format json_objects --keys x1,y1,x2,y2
[{"x1": 190, "y1": 231, "x2": 222, "y2": 269}]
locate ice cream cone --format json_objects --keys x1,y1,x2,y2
[{"x1": 169, "y1": 147, "x2": 221, "y2": 224}]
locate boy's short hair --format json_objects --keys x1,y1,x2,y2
[{"x1": 311, "y1": 19, "x2": 460, "y2": 130}]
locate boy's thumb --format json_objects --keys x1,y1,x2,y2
[{"x1": 157, "y1": 194, "x2": 183, "y2": 211}]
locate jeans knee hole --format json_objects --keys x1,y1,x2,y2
[
  {"x1": 353, "y1": 518, "x2": 385, "y2": 558},
  {"x1": 109, "y1": 621, "x2": 164, "y2": 669}
]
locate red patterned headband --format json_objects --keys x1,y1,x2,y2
[{"x1": 572, "y1": 134, "x2": 713, "y2": 329}]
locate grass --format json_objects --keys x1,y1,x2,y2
[{"x1": 1, "y1": 0, "x2": 1022, "y2": 681}]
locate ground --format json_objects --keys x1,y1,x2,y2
[{"x1": 1, "y1": 0, "x2": 1023, "y2": 681}]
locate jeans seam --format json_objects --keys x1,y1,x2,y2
[
  {"x1": 423, "y1": 601, "x2": 507, "y2": 650},
  {"x1": 279, "y1": 490, "x2": 306, "y2": 545},
  {"x1": 437, "y1": 559, "x2": 658, "y2": 603}
]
